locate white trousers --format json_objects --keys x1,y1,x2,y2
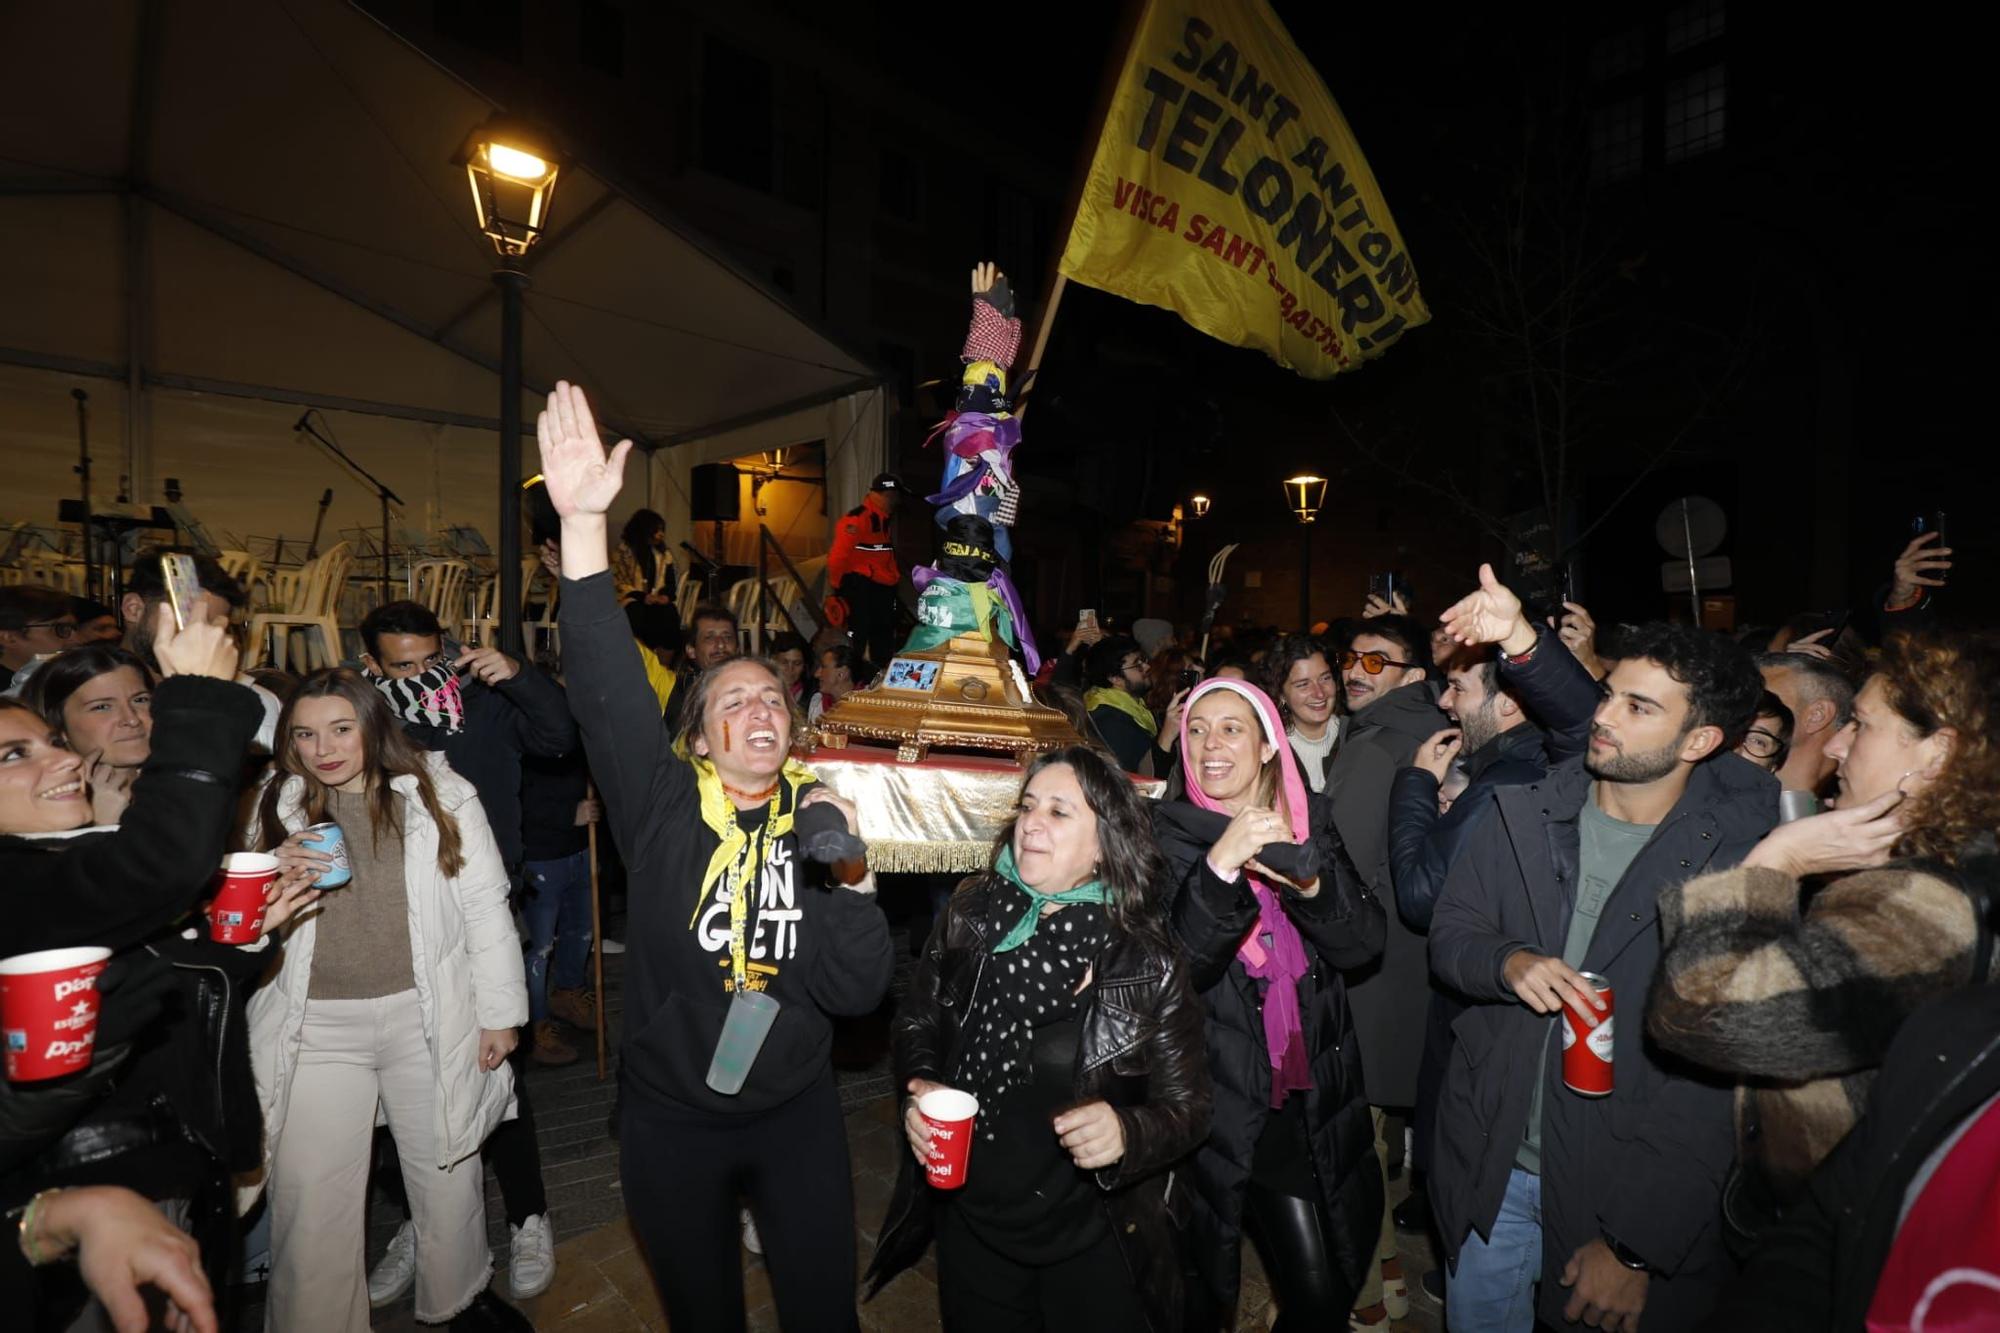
[{"x1": 267, "y1": 991, "x2": 491, "y2": 1330}]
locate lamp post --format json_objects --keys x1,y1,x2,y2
[
  {"x1": 1282, "y1": 474, "x2": 1328, "y2": 630},
  {"x1": 460, "y1": 118, "x2": 561, "y2": 654},
  {"x1": 1189, "y1": 493, "x2": 1212, "y2": 519}
]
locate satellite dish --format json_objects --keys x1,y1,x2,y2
[{"x1": 1656, "y1": 496, "x2": 1727, "y2": 559}]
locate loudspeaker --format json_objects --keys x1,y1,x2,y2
[{"x1": 690, "y1": 464, "x2": 741, "y2": 522}]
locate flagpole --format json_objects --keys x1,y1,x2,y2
[{"x1": 1016, "y1": 0, "x2": 1148, "y2": 424}]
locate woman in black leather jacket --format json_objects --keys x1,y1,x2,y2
[
  {"x1": 866, "y1": 745, "x2": 1210, "y2": 1332},
  {"x1": 1152, "y1": 678, "x2": 1387, "y2": 1331}
]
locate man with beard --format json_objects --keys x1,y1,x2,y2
[
  {"x1": 1426, "y1": 564, "x2": 1774, "y2": 1333},
  {"x1": 661, "y1": 604, "x2": 741, "y2": 735},
  {"x1": 115, "y1": 551, "x2": 281, "y2": 749},
  {"x1": 1385, "y1": 578, "x2": 1602, "y2": 1262}
]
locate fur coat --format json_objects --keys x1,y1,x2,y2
[{"x1": 1651, "y1": 859, "x2": 1991, "y2": 1201}]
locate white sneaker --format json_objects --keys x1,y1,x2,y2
[
  {"x1": 367, "y1": 1219, "x2": 417, "y2": 1308},
  {"x1": 508, "y1": 1213, "x2": 556, "y2": 1299},
  {"x1": 741, "y1": 1207, "x2": 762, "y2": 1256},
  {"x1": 600, "y1": 937, "x2": 626, "y2": 955}
]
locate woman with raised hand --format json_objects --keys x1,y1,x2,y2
[
  {"x1": 246, "y1": 670, "x2": 528, "y2": 1333},
  {"x1": 1153, "y1": 677, "x2": 1387, "y2": 1332},
  {"x1": 539, "y1": 381, "x2": 894, "y2": 1332},
  {"x1": 867, "y1": 745, "x2": 1210, "y2": 1332}
]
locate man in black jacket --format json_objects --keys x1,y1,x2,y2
[
  {"x1": 1082, "y1": 635, "x2": 1171, "y2": 775},
  {"x1": 358, "y1": 601, "x2": 577, "y2": 875},
  {"x1": 1708, "y1": 983, "x2": 2000, "y2": 1331},
  {"x1": 1427, "y1": 567, "x2": 1775, "y2": 1333},
  {"x1": 1387, "y1": 589, "x2": 1601, "y2": 1250}
]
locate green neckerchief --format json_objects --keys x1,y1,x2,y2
[
  {"x1": 991, "y1": 844, "x2": 1111, "y2": 953},
  {"x1": 906, "y1": 578, "x2": 1017, "y2": 655},
  {"x1": 1085, "y1": 685, "x2": 1156, "y2": 735}
]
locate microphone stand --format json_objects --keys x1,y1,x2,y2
[
  {"x1": 296, "y1": 411, "x2": 403, "y2": 601},
  {"x1": 71, "y1": 389, "x2": 94, "y2": 602}
]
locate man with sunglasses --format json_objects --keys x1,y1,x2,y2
[
  {"x1": 1324, "y1": 613, "x2": 1450, "y2": 1325},
  {"x1": 0, "y1": 585, "x2": 78, "y2": 694}
]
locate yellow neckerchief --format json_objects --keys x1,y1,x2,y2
[
  {"x1": 686, "y1": 755, "x2": 817, "y2": 990},
  {"x1": 967, "y1": 582, "x2": 995, "y2": 640},
  {"x1": 1085, "y1": 685, "x2": 1156, "y2": 735},
  {"x1": 635, "y1": 638, "x2": 677, "y2": 714}
]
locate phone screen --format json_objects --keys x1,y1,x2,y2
[
  {"x1": 162, "y1": 553, "x2": 203, "y2": 631},
  {"x1": 1079, "y1": 609, "x2": 1098, "y2": 630}
]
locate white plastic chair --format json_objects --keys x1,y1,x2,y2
[{"x1": 246, "y1": 542, "x2": 354, "y2": 671}]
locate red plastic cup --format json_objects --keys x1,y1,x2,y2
[
  {"x1": 1561, "y1": 971, "x2": 1615, "y2": 1096},
  {"x1": 918, "y1": 1088, "x2": 980, "y2": 1189},
  {"x1": 1, "y1": 946, "x2": 112, "y2": 1082},
  {"x1": 208, "y1": 852, "x2": 278, "y2": 944}
]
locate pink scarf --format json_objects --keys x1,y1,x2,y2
[{"x1": 1179, "y1": 679, "x2": 1315, "y2": 1107}]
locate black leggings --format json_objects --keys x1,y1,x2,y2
[
  {"x1": 1241, "y1": 1180, "x2": 1360, "y2": 1330},
  {"x1": 620, "y1": 1073, "x2": 858, "y2": 1333}
]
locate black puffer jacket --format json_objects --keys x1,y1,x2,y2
[
  {"x1": 1157, "y1": 791, "x2": 1388, "y2": 1319},
  {"x1": 867, "y1": 873, "x2": 1211, "y2": 1333}
]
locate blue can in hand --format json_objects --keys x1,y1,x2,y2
[{"x1": 300, "y1": 822, "x2": 351, "y2": 888}]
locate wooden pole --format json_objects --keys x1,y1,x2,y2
[
  {"x1": 1012, "y1": 276, "x2": 1069, "y2": 427},
  {"x1": 587, "y1": 782, "x2": 607, "y2": 1081}
]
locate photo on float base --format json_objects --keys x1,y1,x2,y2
[{"x1": 882, "y1": 658, "x2": 943, "y2": 692}]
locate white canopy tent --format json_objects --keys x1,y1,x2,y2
[{"x1": 0, "y1": 0, "x2": 883, "y2": 576}]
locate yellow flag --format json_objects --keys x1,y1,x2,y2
[{"x1": 1058, "y1": 0, "x2": 1429, "y2": 377}]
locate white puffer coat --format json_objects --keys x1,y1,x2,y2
[{"x1": 247, "y1": 754, "x2": 527, "y2": 1172}]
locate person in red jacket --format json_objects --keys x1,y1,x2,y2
[{"x1": 828, "y1": 473, "x2": 903, "y2": 670}]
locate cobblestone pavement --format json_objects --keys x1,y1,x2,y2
[{"x1": 231, "y1": 918, "x2": 1443, "y2": 1331}]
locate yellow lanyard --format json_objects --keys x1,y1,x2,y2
[{"x1": 726, "y1": 821, "x2": 767, "y2": 992}]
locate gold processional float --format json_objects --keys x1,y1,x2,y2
[{"x1": 814, "y1": 263, "x2": 1082, "y2": 766}]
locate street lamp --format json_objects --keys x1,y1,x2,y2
[
  {"x1": 461, "y1": 120, "x2": 561, "y2": 257},
  {"x1": 1282, "y1": 474, "x2": 1328, "y2": 629},
  {"x1": 460, "y1": 117, "x2": 562, "y2": 654},
  {"x1": 1189, "y1": 493, "x2": 1212, "y2": 518}
]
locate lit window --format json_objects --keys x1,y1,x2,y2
[
  {"x1": 1589, "y1": 97, "x2": 1645, "y2": 182},
  {"x1": 1664, "y1": 65, "x2": 1726, "y2": 162},
  {"x1": 1588, "y1": 29, "x2": 1645, "y2": 82},
  {"x1": 1666, "y1": 0, "x2": 1726, "y2": 53}
]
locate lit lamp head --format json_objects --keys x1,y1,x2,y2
[
  {"x1": 1283, "y1": 474, "x2": 1328, "y2": 524},
  {"x1": 459, "y1": 119, "x2": 561, "y2": 259},
  {"x1": 1190, "y1": 493, "x2": 1212, "y2": 518}
]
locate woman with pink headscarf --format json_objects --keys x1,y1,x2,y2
[{"x1": 1152, "y1": 678, "x2": 1387, "y2": 1331}]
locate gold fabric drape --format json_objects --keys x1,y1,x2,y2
[{"x1": 805, "y1": 747, "x2": 1166, "y2": 874}]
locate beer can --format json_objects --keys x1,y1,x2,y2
[{"x1": 1561, "y1": 972, "x2": 1614, "y2": 1096}]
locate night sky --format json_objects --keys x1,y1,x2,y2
[{"x1": 877, "y1": 1, "x2": 1995, "y2": 630}]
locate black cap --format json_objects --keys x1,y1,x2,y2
[{"x1": 870, "y1": 472, "x2": 903, "y2": 492}]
